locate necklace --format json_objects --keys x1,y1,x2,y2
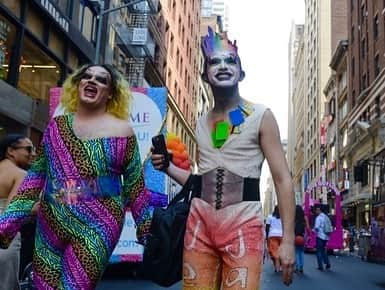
[{"x1": 211, "y1": 103, "x2": 252, "y2": 148}]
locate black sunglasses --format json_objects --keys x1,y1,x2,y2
[
  {"x1": 81, "y1": 72, "x2": 110, "y2": 85},
  {"x1": 12, "y1": 145, "x2": 36, "y2": 154}
]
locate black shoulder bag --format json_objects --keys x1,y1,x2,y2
[{"x1": 142, "y1": 174, "x2": 200, "y2": 287}]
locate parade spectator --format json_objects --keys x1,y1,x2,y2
[
  {"x1": 314, "y1": 204, "x2": 332, "y2": 271},
  {"x1": 0, "y1": 134, "x2": 36, "y2": 290},
  {"x1": 151, "y1": 27, "x2": 295, "y2": 288},
  {"x1": 294, "y1": 205, "x2": 306, "y2": 273},
  {"x1": 266, "y1": 205, "x2": 284, "y2": 272},
  {"x1": 0, "y1": 64, "x2": 147, "y2": 289}
]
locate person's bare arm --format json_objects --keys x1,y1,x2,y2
[
  {"x1": 151, "y1": 151, "x2": 191, "y2": 185},
  {"x1": 260, "y1": 110, "x2": 295, "y2": 285}
]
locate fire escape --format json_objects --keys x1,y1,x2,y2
[{"x1": 114, "y1": 0, "x2": 158, "y2": 87}]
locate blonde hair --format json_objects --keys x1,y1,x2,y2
[{"x1": 60, "y1": 64, "x2": 132, "y2": 120}]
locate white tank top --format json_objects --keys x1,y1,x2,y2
[{"x1": 196, "y1": 103, "x2": 268, "y2": 178}]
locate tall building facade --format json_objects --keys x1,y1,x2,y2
[
  {"x1": 160, "y1": 0, "x2": 202, "y2": 164},
  {"x1": 288, "y1": 23, "x2": 305, "y2": 205},
  {"x1": 0, "y1": 0, "x2": 101, "y2": 144},
  {"x1": 211, "y1": 0, "x2": 229, "y2": 32},
  {"x1": 344, "y1": 1, "x2": 385, "y2": 229},
  {"x1": 302, "y1": 0, "x2": 331, "y2": 202},
  {"x1": 288, "y1": 23, "x2": 304, "y2": 197}
]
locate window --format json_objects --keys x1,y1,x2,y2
[
  {"x1": 0, "y1": 15, "x2": 16, "y2": 81},
  {"x1": 361, "y1": 74, "x2": 367, "y2": 90},
  {"x1": 169, "y1": 33, "x2": 174, "y2": 56},
  {"x1": 26, "y1": 7, "x2": 44, "y2": 40},
  {"x1": 375, "y1": 54, "x2": 380, "y2": 77},
  {"x1": 376, "y1": 96, "x2": 381, "y2": 118},
  {"x1": 52, "y1": 0, "x2": 69, "y2": 14},
  {"x1": 374, "y1": 15, "x2": 379, "y2": 39},
  {"x1": 18, "y1": 36, "x2": 61, "y2": 100},
  {"x1": 351, "y1": 25, "x2": 354, "y2": 42},
  {"x1": 361, "y1": 38, "x2": 366, "y2": 58},
  {"x1": 79, "y1": 3, "x2": 96, "y2": 42},
  {"x1": 49, "y1": 28, "x2": 65, "y2": 59},
  {"x1": 361, "y1": 5, "x2": 366, "y2": 24},
  {"x1": 0, "y1": 0, "x2": 21, "y2": 17}
]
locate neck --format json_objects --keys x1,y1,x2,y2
[
  {"x1": 211, "y1": 85, "x2": 241, "y2": 112},
  {"x1": 75, "y1": 104, "x2": 107, "y2": 119}
]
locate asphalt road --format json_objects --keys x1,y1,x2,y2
[{"x1": 97, "y1": 253, "x2": 385, "y2": 290}]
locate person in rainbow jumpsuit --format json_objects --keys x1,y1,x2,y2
[
  {"x1": 152, "y1": 27, "x2": 296, "y2": 289},
  {"x1": 0, "y1": 64, "x2": 150, "y2": 289}
]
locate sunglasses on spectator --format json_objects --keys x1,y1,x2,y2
[
  {"x1": 81, "y1": 72, "x2": 110, "y2": 85},
  {"x1": 12, "y1": 145, "x2": 36, "y2": 154}
]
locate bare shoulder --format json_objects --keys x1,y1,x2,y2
[
  {"x1": 260, "y1": 109, "x2": 279, "y2": 135},
  {"x1": 0, "y1": 161, "x2": 26, "y2": 184},
  {"x1": 108, "y1": 115, "x2": 135, "y2": 137}
]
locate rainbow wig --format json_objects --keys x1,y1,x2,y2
[
  {"x1": 202, "y1": 26, "x2": 238, "y2": 58},
  {"x1": 60, "y1": 64, "x2": 132, "y2": 120}
]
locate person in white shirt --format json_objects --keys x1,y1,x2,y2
[
  {"x1": 314, "y1": 204, "x2": 331, "y2": 271},
  {"x1": 266, "y1": 205, "x2": 283, "y2": 272}
]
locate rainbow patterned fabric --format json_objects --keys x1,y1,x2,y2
[{"x1": 0, "y1": 114, "x2": 150, "y2": 289}]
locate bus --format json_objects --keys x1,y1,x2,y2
[{"x1": 303, "y1": 181, "x2": 344, "y2": 251}]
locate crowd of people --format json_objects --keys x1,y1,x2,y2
[{"x1": 0, "y1": 28, "x2": 297, "y2": 289}]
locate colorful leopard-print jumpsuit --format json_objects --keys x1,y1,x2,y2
[{"x1": 0, "y1": 114, "x2": 151, "y2": 289}]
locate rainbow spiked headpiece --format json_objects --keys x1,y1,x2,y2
[{"x1": 202, "y1": 26, "x2": 238, "y2": 58}]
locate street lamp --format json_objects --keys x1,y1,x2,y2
[{"x1": 94, "y1": 0, "x2": 147, "y2": 63}]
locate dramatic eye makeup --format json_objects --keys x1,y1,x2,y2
[
  {"x1": 81, "y1": 72, "x2": 109, "y2": 85},
  {"x1": 208, "y1": 55, "x2": 237, "y2": 66}
]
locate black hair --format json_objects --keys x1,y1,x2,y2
[
  {"x1": 71, "y1": 64, "x2": 119, "y2": 98},
  {"x1": 295, "y1": 205, "x2": 305, "y2": 225},
  {"x1": 272, "y1": 205, "x2": 280, "y2": 219},
  {"x1": 314, "y1": 204, "x2": 325, "y2": 213},
  {"x1": 0, "y1": 134, "x2": 27, "y2": 160}
]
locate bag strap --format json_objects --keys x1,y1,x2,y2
[{"x1": 168, "y1": 175, "x2": 200, "y2": 206}]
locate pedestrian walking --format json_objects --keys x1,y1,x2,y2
[
  {"x1": 0, "y1": 134, "x2": 37, "y2": 290},
  {"x1": 151, "y1": 27, "x2": 295, "y2": 289},
  {"x1": 294, "y1": 205, "x2": 306, "y2": 273},
  {"x1": 0, "y1": 64, "x2": 147, "y2": 289},
  {"x1": 314, "y1": 204, "x2": 332, "y2": 271},
  {"x1": 266, "y1": 205, "x2": 283, "y2": 272}
]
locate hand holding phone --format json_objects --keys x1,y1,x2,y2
[{"x1": 152, "y1": 134, "x2": 170, "y2": 170}]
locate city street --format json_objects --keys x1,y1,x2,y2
[{"x1": 97, "y1": 253, "x2": 385, "y2": 289}]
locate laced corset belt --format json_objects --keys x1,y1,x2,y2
[{"x1": 199, "y1": 167, "x2": 260, "y2": 210}]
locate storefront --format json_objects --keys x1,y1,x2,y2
[{"x1": 0, "y1": 0, "x2": 98, "y2": 140}]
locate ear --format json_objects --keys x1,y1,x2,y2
[
  {"x1": 239, "y1": 70, "x2": 245, "y2": 82},
  {"x1": 5, "y1": 147, "x2": 14, "y2": 159}
]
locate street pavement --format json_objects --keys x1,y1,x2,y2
[{"x1": 97, "y1": 253, "x2": 385, "y2": 289}]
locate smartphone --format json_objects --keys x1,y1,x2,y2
[{"x1": 152, "y1": 134, "x2": 168, "y2": 155}]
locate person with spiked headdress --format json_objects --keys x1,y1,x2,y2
[
  {"x1": 0, "y1": 65, "x2": 148, "y2": 289},
  {"x1": 151, "y1": 27, "x2": 295, "y2": 288}
]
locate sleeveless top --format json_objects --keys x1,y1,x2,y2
[{"x1": 196, "y1": 103, "x2": 268, "y2": 178}]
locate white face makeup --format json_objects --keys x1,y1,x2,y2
[
  {"x1": 206, "y1": 50, "x2": 242, "y2": 88},
  {"x1": 78, "y1": 66, "x2": 112, "y2": 109}
]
